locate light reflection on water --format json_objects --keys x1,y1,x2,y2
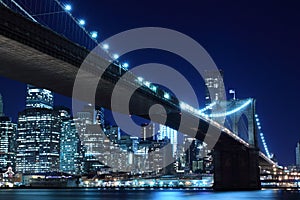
[{"x1": 1, "y1": 189, "x2": 300, "y2": 200}]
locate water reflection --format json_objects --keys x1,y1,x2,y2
[{"x1": 1, "y1": 189, "x2": 300, "y2": 200}]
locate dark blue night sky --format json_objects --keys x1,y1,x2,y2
[{"x1": 1, "y1": 0, "x2": 300, "y2": 166}]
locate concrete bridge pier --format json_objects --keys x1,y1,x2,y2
[{"x1": 213, "y1": 144, "x2": 261, "y2": 191}]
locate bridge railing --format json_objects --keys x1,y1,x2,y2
[{"x1": 259, "y1": 151, "x2": 277, "y2": 167}]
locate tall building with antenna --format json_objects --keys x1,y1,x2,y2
[
  {"x1": 204, "y1": 70, "x2": 225, "y2": 105},
  {"x1": 296, "y1": 141, "x2": 300, "y2": 167}
]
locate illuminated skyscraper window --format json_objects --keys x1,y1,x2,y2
[
  {"x1": 0, "y1": 93, "x2": 17, "y2": 171},
  {"x1": 26, "y1": 85, "x2": 53, "y2": 110},
  {"x1": 204, "y1": 70, "x2": 225, "y2": 105},
  {"x1": 0, "y1": 116, "x2": 17, "y2": 171},
  {"x1": 59, "y1": 107, "x2": 83, "y2": 175},
  {"x1": 16, "y1": 86, "x2": 59, "y2": 174},
  {"x1": 158, "y1": 124, "x2": 178, "y2": 157},
  {"x1": 141, "y1": 123, "x2": 156, "y2": 141},
  {"x1": 16, "y1": 108, "x2": 61, "y2": 174}
]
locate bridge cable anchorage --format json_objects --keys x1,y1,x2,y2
[{"x1": 255, "y1": 114, "x2": 271, "y2": 158}]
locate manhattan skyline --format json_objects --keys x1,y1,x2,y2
[{"x1": 0, "y1": 0, "x2": 299, "y2": 168}]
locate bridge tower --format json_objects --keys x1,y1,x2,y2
[
  {"x1": 213, "y1": 98, "x2": 261, "y2": 190},
  {"x1": 221, "y1": 98, "x2": 258, "y2": 147}
]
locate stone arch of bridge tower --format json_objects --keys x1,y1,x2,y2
[
  {"x1": 226, "y1": 98, "x2": 257, "y2": 147},
  {"x1": 237, "y1": 113, "x2": 249, "y2": 142},
  {"x1": 224, "y1": 116, "x2": 233, "y2": 130}
]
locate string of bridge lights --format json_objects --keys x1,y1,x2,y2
[
  {"x1": 255, "y1": 114, "x2": 271, "y2": 158},
  {"x1": 57, "y1": 2, "x2": 272, "y2": 160},
  {"x1": 9, "y1": 0, "x2": 272, "y2": 157},
  {"x1": 7, "y1": 0, "x2": 214, "y2": 115},
  {"x1": 4, "y1": 1, "x2": 266, "y2": 122},
  {"x1": 3, "y1": 0, "x2": 273, "y2": 160},
  {"x1": 56, "y1": 2, "x2": 254, "y2": 149},
  {"x1": 180, "y1": 98, "x2": 272, "y2": 158},
  {"x1": 54, "y1": 1, "x2": 254, "y2": 121},
  {"x1": 54, "y1": 1, "x2": 206, "y2": 113},
  {"x1": 54, "y1": 0, "x2": 129, "y2": 70}
]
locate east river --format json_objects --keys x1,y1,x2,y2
[{"x1": 0, "y1": 188, "x2": 300, "y2": 200}]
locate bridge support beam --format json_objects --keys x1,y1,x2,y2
[{"x1": 213, "y1": 144, "x2": 261, "y2": 191}]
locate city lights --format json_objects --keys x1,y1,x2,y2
[
  {"x1": 0, "y1": 0, "x2": 294, "y2": 194},
  {"x1": 207, "y1": 99, "x2": 252, "y2": 118},
  {"x1": 164, "y1": 92, "x2": 170, "y2": 99},
  {"x1": 103, "y1": 44, "x2": 109, "y2": 50},
  {"x1": 255, "y1": 114, "x2": 271, "y2": 158},
  {"x1": 113, "y1": 54, "x2": 119, "y2": 60},
  {"x1": 144, "y1": 81, "x2": 151, "y2": 88},
  {"x1": 64, "y1": 4, "x2": 72, "y2": 11},
  {"x1": 137, "y1": 77, "x2": 143, "y2": 82},
  {"x1": 90, "y1": 31, "x2": 98, "y2": 38},
  {"x1": 123, "y1": 62, "x2": 129, "y2": 68},
  {"x1": 78, "y1": 19, "x2": 85, "y2": 26}
]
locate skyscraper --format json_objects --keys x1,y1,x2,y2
[
  {"x1": 204, "y1": 70, "x2": 225, "y2": 105},
  {"x1": 0, "y1": 93, "x2": 4, "y2": 116},
  {"x1": 16, "y1": 85, "x2": 60, "y2": 174},
  {"x1": 0, "y1": 116, "x2": 17, "y2": 171},
  {"x1": 75, "y1": 105, "x2": 108, "y2": 173},
  {"x1": 296, "y1": 141, "x2": 300, "y2": 167},
  {"x1": 157, "y1": 124, "x2": 178, "y2": 157},
  {"x1": 148, "y1": 137, "x2": 173, "y2": 175},
  {"x1": 26, "y1": 85, "x2": 53, "y2": 109},
  {"x1": 59, "y1": 107, "x2": 83, "y2": 175},
  {"x1": 96, "y1": 106, "x2": 105, "y2": 129},
  {"x1": 184, "y1": 137, "x2": 212, "y2": 174},
  {"x1": 141, "y1": 123, "x2": 156, "y2": 141},
  {"x1": 0, "y1": 94, "x2": 17, "y2": 171}
]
